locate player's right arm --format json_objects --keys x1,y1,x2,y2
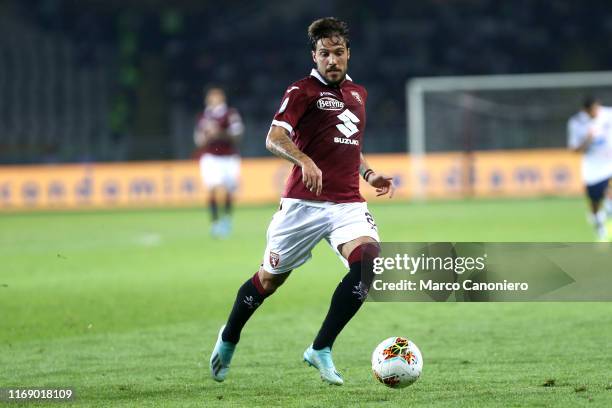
[
  {"x1": 194, "y1": 126, "x2": 206, "y2": 147},
  {"x1": 266, "y1": 126, "x2": 322, "y2": 196},
  {"x1": 571, "y1": 129, "x2": 594, "y2": 153},
  {"x1": 568, "y1": 118, "x2": 594, "y2": 153},
  {"x1": 267, "y1": 84, "x2": 322, "y2": 196},
  {"x1": 194, "y1": 116, "x2": 212, "y2": 147}
]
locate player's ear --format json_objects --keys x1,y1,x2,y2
[
  {"x1": 347, "y1": 48, "x2": 350, "y2": 60},
  {"x1": 311, "y1": 50, "x2": 316, "y2": 64}
]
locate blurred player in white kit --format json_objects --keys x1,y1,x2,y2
[{"x1": 568, "y1": 96, "x2": 612, "y2": 241}]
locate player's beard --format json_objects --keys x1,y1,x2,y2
[{"x1": 323, "y1": 68, "x2": 346, "y2": 86}]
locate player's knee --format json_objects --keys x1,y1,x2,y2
[
  {"x1": 257, "y1": 267, "x2": 291, "y2": 294},
  {"x1": 259, "y1": 275, "x2": 284, "y2": 294}
]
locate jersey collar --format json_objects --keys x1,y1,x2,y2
[{"x1": 310, "y1": 68, "x2": 352, "y2": 86}]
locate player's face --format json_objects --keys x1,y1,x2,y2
[
  {"x1": 206, "y1": 89, "x2": 226, "y2": 107},
  {"x1": 312, "y1": 36, "x2": 350, "y2": 86},
  {"x1": 586, "y1": 103, "x2": 601, "y2": 119}
]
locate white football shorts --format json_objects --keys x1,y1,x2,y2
[
  {"x1": 262, "y1": 198, "x2": 380, "y2": 274},
  {"x1": 199, "y1": 153, "x2": 240, "y2": 192}
]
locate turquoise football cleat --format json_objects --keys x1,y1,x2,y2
[
  {"x1": 220, "y1": 216, "x2": 232, "y2": 236},
  {"x1": 209, "y1": 325, "x2": 236, "y2": 382},
  {"x1": 303, "y1": 345, "x2": 344, "y2": 385}
]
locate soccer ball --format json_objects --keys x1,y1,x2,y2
[{"x1": 371, "y1": 336, "x2": 423, "y2": 388}]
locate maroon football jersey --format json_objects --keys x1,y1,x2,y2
[
  {"x1": 272, "y1": 69, "x2": 367, "y2": 203},
  {"x1": 195, "y1": 104, "x2": 244, "y2": 156}
]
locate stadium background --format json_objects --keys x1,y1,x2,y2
[
  {"x1": 2, "y1": 0, "x2": 612, "y2": 209},
  {"x1": 2, "y1": 2, "x2": 612, "y2": 407}
]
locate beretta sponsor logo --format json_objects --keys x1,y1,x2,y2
[{"x1": 316, "y1": 97, "x2": 344, "y2": 111}]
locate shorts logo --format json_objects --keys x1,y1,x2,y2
[
  {"x1": 317, "y1": 97, "x2": 344, "y2": 111},
  {"x1": 269, "y1": 251, "x2": 280, "y2": 268},
  {"x1": 351, "y1": 91, "x2": 363, "y2": 105}
]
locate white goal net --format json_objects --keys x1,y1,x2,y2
[{"x1": 406, "y1": 71, "x2": 612, "y2": 198}]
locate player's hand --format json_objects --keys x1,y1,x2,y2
[
  {"x1": 587, "y1": 127, "x2": 596, "y2": 142},
  {"x1": 204, "y1": 122, "x2": 221, "y2": 139},
  {"x1": 368, "y1": 173, "x2": 395, "y2": 198},
  {"x1": 300, "y1": 158, "x2": 323, "y2": 196}
]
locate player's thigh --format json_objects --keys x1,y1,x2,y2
[
  {"x1": 262, "y1": 200, "x2": 329, "y2": 274},
  {"x1": 257, "y1": 265, "x2": 292, "y2": 292},
  {"x1": 328, "y1": 202, "x2": 380, "y2": 266}
]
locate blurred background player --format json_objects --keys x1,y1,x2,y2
[
  {"x1": 568, "y1": 96, "x2": 612, "y2": 241},
  {"x1": 194, "y1": 87, "x2": 244, "y2": 238}
]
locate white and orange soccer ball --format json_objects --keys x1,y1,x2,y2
[{"x1": 371, "y1": 336, "x2": 423, "y2": 388}]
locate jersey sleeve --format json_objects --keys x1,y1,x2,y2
[
  {"x1": 567, "y1": 118, "x2": 585, "y2": 150},
  {"x1": 194, "y1": 114, "x2": 204, "y2": 132},
  {"x1": 271, "y1": 85, "x2": 310, "y2": 134},
  {"x1": 227, "y1": 108, "x2": 244, "y2": 137},
  {"x1": 603, "y1": 107, "x2": 612, "y2": 120}
]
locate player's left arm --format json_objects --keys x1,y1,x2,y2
[
  {"x1": 225, "y1": 109, "x2": 245, "y2": 144},
  {"x1": 360, "y1": 153, "x2": 395, "y2": 198}
]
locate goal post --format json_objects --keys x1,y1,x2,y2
[{"x1": 406, "y1": 71, "x2": 612, "y2": 199}]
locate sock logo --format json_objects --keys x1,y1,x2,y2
[
  {"x1": 243, "y1": 295, "x2": 260, "y2": 309},
  {"x1": 269, "y1": 251, "x2": 280, "y2": 268},
  {"x1": 352, "y1": 282, "x2": 369, "y2": 302}
]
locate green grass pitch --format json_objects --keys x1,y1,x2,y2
[{"x1": 1, "y1": 197, "x2": 611, "y2": 407}]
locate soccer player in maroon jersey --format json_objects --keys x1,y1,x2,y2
[
  {"x1": 194, "y1": 87, "x2": 244, "y2": 238},
  {"x1": 210, "y1": 17, "x2": 394, "y2": 385}
]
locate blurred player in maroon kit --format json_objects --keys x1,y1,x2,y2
[
  {"x1": 194, "y1": 87, "x2": 244, "y2": 238},
  {"x1": 209, "y1": 17, "x2": 395, "y2": 385}
]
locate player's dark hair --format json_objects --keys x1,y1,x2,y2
[
  {"x1": 582, "y1": 95, "x2": 600, "y2": 110},
  {"x1": 308, "y1": 17, "x2": 350, "y2": 50}
]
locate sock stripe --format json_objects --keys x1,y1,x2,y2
[
  {"x1": 348, "y1": 243, "x2": 380, "y2": 265},
  {"x1": 251, "y1": 272, "x2": 267, "y2": 296}
]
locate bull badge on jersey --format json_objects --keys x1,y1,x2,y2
[
  {"x1": 269, "y1": 252, "x2": 280, "y2": 268},
  {"x1": 351, "y1": 91, "x2": 362, "y2": 105}
]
